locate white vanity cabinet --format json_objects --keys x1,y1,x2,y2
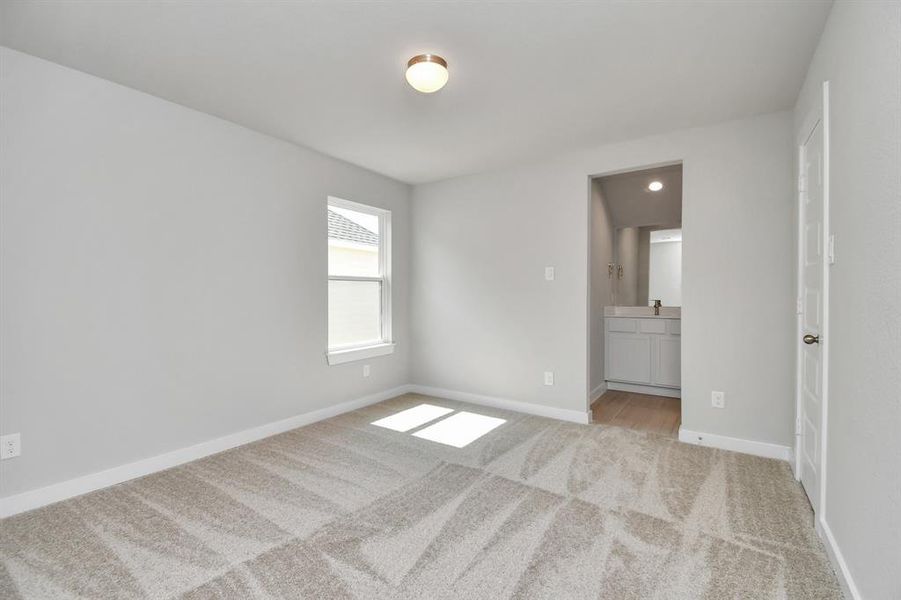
[{"x1": 605, "y1": 317, "x2": 681, "y2": 394}]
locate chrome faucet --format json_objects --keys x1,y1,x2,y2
[{"x1": 652, "y1": 299, "x2": 662, "y2": 316}]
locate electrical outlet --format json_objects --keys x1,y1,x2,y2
[
  {"x1": 544, "y1": 371, "x2": 555, "y2": 386},
  {"x1": 711, "y1": 391, "x2": 725, "y2": 409},
  {"x1": 1, "y1": 433, "x2": 21, "y2": 460},
  {"x1": 363, "y1": 364, "x2": 370, "y2": 378},
  {"x1": 544, "y1": 266, "x2": 555, "y2": 281}
]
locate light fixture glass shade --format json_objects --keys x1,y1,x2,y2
[
  {"x1": 648, "y1": 181, "x2": 664, "y2": 191},
  {"x1": 406, "y1": 54, "x2": 448, "y2": 93}
]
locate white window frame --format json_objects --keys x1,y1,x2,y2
[{"x1": 326, "y1": 196, "x2": 394, "y2": 365}]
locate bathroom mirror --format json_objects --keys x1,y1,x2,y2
[{"x1": 613, "y1": 226, "x2": 682, "y2": 306}]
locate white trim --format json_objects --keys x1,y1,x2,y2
[
  {"x1": 408, "y1": 384, "x2": 591, "y2": 424},
  {"x1": 0, "y1": 384, "x2": 413, "y2": 519},
  {"x1": 326, "y1": 195, "x2": 390, "y2": 217},
  {"x1": 327, "y1": 275, "x2": 383, "y2": 283},
  {"x1": 607, "y1": 381, "x2": 681, "y2": 398},
  {"x1": 678, "y1": 427, "x2": 792, "y2": 461},
  {"x1": 590, "y1": 382, "x2": 607, "y2": 403},
  {"x1": 587, "y1": 159, "x2": 684, "y2": 180},
  {"x1": 585, "y1": 175, "x2": 594, "y2": 417},
  {"x1": 793, "y1": 133, "x2": 806, "y2": 480},
  {"x1": 819, "y1": 80, "x2": 831, "y2": 520},
  {"x1": 326, "y1": 342, "x2": 395, "y2": 365},
  {"x1": 816, "y1": 518, "x2": 861, "y2": 600}
]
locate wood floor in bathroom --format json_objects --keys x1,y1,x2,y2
[{"x1": 591, "y1": 390, "x2": 681, "y2": 438}]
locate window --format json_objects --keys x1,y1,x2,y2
[{"x1": 326, "y1": 197, "x2": 393, "y2": 365}]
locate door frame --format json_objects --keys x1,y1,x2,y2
[
  {"x1": 584, "y1": 159, "x2": 683, "y2": 416},
  {"x1": 793, "y1": 81, "x2": 831, "y2": 520}
]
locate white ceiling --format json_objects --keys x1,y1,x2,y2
[
  {"x1": 0, "y1": 1, "x2": 831, "y2": 184},
  {"x1": 599, "y1": 164, "x2": 682, "y2": 228}
]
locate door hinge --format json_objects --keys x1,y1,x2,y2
[
  {"x1": 795, "y1": 418, "x2": 802, "y2": 436},
  {"x1": 827, "y1": 234, "x2": 835, "y2": 265},
  {"x1": 796, "y1": 298, "x2": 803, "y2": 314}
]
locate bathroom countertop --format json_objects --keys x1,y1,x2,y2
[{"x1": 604, "y1": 306, "x2": 681, "y2": 319}]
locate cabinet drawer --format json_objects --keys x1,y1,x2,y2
[
  {"x1": 607, "y1": 318, "x2": 638, "y2": 333},
  {"x1": 639, "y1": 319, "x2": 667, "y2": 334},
  {"x1": 667, "y1": 320, "x2": 681, "y2": 335}
]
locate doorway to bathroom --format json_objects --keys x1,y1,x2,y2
[{"x1": 587, "y1": 162, "x2": 683, "y2": 437}]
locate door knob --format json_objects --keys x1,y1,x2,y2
[{"x1": 803, "y1": 334, "x2": 819, "y2": 345}]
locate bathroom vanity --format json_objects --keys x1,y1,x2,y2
[{"x1": 604, "y1": 306, "x2": 681, "y2": 397}]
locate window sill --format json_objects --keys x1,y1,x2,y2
[{"x1": 326, "y1": 342, "x2": 395, "y2": 366}]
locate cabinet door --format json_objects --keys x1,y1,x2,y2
[
  {"x1": 654, "y1": 337, "x2": 681, "y2": 387},
  {"x1": 606, "y1": 333, "x2": 652, "y2": 384}
]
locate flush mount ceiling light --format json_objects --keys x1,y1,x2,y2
[
  {"x1": 405, "y1": 54, "x2": 448, "y2": 93},
  {"x1": 648, "y1": 181, "x2": 664, "y2": 191}
]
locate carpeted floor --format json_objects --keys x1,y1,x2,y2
[{"x1": 0, "y1": 393, "x2": 842, "y2": 599}]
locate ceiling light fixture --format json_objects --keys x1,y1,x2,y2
[
  {"x1": 648, "y1": 181, "x2": 664, "y2": 191},
  {"x1": 405, "y1": 54, "x2": 448, "y2": 93}
]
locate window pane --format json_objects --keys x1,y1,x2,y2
[
  {"x1": 328, "y1": 206, "x2": 380, "y2": 277},
  {"x1": 328, "y1": 280, "x2": 381, "y2": 348}
]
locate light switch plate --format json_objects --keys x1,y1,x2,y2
[
  {"x1": 544, "y1": 266, "x2": 555, "y2": 281},
  {"x1": 544, "y1": 371, "x2": 555, "y2": 386},
  {"x1": 363, "y1": 364, "x2": 370, "y2": 377}
]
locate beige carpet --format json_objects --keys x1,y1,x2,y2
[{"x1": 0, "y1": 393, "x2": 841, "y2": 599}]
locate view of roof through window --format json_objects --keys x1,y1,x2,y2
[{"x1": 328, "y1": 206, "x2": 378, "y2": 246}]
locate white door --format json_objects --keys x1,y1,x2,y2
[{"x1": 796, "y1": 93, "x2": 829, "y2": 513}]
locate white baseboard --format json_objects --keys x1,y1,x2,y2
[
  {"x1": 0, "y1": 385, "x2": 800, "y2": 519},
  {"x1": 678, "y1": 427, "x2": 792, "y2": 461},
  {"x1": 816, "y1": 518, "x2": 861, "y2": 600},
  {"x1": 590, "y1": 382, "x2": 607, "y2": 403},
  {"x1": 607, "y1": 381, "x2": 681, "y2": 398},
  {"x1": 409, "y1": 384, "x2": 591, "y2": 425},
  {"x1": 0, "y1": 384, "x2": 413, "y2": 519}
]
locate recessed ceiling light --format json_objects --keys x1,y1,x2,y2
[
  {"x1": 405, "y1": 54, "x2": 448, "y2": 93},
  {"x1": 648, "y1": 181, "x2": 663, "y2": 191}
]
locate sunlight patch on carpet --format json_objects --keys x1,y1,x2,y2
[
  {"x1": 370, "y1": 404, "x2": 454, "y2": 432},
  {"x1": 412, "y1": 412, "x2": 506, "y2": 448}
]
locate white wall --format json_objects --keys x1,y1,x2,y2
[
  {"x1": 648, "y1": 241, "x2": 682, "y2": 306},
  {"x1": 411, "y1": 111, "x2": 795, "y2": 445},
  {"x1": 794, "y1": 2, "x2": 901, "y2": 598},
  {"x1": 589, "y1": 180, "x2": 615, "y2": 397},
  {"x1": 0, "y1": 48, "x2": 411, "y2": 498},
  {"x1": 637, "y1": 227, "x2": 651, "y2": 306},
  {"x1": 614, "y1": 227, "x2": 640, "y2": 306}
]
